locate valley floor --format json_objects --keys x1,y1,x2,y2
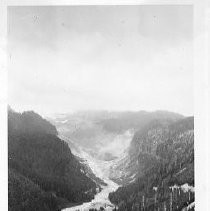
[{"x1": 62, "y1": 149, "x2": 119, "y2": 211}]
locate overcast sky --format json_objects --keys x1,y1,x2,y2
[{"x1": 8, "y1": 5, "x2": 193, "y2": 116}]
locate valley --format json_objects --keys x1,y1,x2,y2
[
  {"x1": 51, "y1": 111, "x2": 194, "y2": 211},
  {"x1": 62, "y1": 149, "x2": 119, "y2": 211},
  {"x1": 8, "y1": 109, "x2": 194, "y2": 211}
]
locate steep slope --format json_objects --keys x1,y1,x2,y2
[
  {"x1": 109, "y1": 117, "x2": 194, "y2": 211},
  {"x1": 8, "y1": 108, "x2": 98, "y2": 211}
]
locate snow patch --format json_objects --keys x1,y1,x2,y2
[
  {"x1": 153, "y1": 187, "x2": 158, "y2": 191},
  {"x1": 130, "y1": 173, "x2": 136, "y2": 179},
  {"x1": 181, "y1": 183, "x2": 194, "y2": 193},
  {"x1": 169, "y1": 184, "x2": 179, "y2": 191},
  {"x1": 176, "y1": 167, "x2": 186, "y2": 176},
  {"x1": 169, "y1": 184, "x2": 194, "y2": 193},
  {"x1": 182, "y1": 202, "x2": 195, "y2": 211},
  {"x1": 128, "y1": 173, "x2": 136, "y2": 183}
]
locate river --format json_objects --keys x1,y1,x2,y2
[{"x1": 62, "y1": 148, "x2": 119, "y2": 211}]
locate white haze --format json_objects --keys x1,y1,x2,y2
[
  {"x1": 8, "y1": 6, "x2": 193, "y2": 116},
  {"x1": 98, "y1": 130, "x2": 134, "y2": 158}
]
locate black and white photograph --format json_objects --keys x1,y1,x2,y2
[{"x1": 0, "y1": 1, "x2": 209, "y2": 211}]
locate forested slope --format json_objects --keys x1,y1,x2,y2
[
  {"x1": 8, "y1": 108, "x2": 97, "y2": 211},
  {"x1": 109, "y1": 117, "x2": 194, "y2": 211}
]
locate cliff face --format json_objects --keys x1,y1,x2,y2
[
  {"x1": 8, "y1": 109, "x2": 98, "y2": 211},
  {"x1": 109, "y1": 117, "x2": 194, "y2": 211}
]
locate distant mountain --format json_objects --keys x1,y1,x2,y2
[
  {"x1": 48, "y1": 110, "x2": 183, "y2": 160},
  {"x1": 98, "y1": 110, "x2": 184, "y2": 133},
  {"x1": 109, "y1": 117, "x2": 194, "y2": 211},
  {"x1": 8, "y1": 108, "x2": 98, "y2": 211},
  {"x1": 48, "y1": 110, "x2": 183, "y2": 134}
]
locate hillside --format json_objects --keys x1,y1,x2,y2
[
  {"x1": 109, "y1": 117, "x2": 194, "y2": 211},
  {"x1": 8, "y1": 108, "x2": 98, "y2": 211}
]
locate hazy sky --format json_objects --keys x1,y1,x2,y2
[{"x1": 8, "y1": 5, "x2": 193, "y2": 116}]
